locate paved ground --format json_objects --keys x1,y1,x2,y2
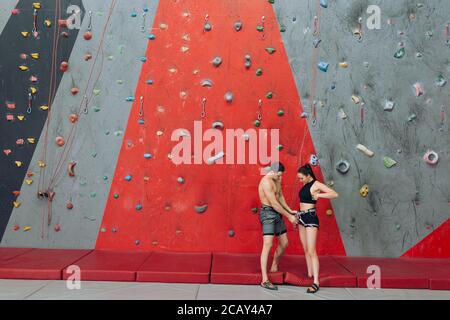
[{"x1": 1, "y1": 280, "x2": 450, "y2": 300}]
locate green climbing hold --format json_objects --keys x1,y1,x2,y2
[
  {"x1": 93, "y1": 89, "x2": 101, "y2": 96},
  {"x1": 113, "y1": 193, "x2": 119, "y2": 199},
  {"x1": 277, "y1": 145, "x2": 283, "y2": 151},
  {"x1": 256, "y1": 68, "x2": 263, "y2": 76},
  {"x1": 93, "y1": 106, "x2": 101, "y2": 112},
  {"x1": 268, "y1": 0, "x2": 275, "y2": 4},
  {"x1": 265, "y1": 47, "x2": 276, "y2": 54},
  {"x1": 395, "y1": 224, "x2": 401, "y2": 230},
  {"x1": 277, "y1": 109, "x2": 285, "y2": 116},
  {"x1": 394, "y1": 47, "x2": 405, "y2": 59},
  {"x1": 280, "y1": 24, "x2": 286, "y2": 32},
  {"x1": 90, "y1": 192, "x2": 97, "y2": 198},
  {"x1": 266, "y1": 92, "x2": 273, "y2": 99},
  {"x1": 384, "y1": 156, "x2": 397, "y2": 168},
  {"x1": 436, "y1": 75, "x2": 447, "y2": 87},
  {"x1": 251, "y1": 208, "x2": 258, "y2": 213},
  {"x1": 256, "y1": 25, "x2": 264, "y2": 32},
  {"x1": 254, "y1": 120, "x2": 261, "y2": 127}
]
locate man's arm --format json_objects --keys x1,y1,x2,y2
[
  {"x1": 279, "y1": 194, "x2": 296, "y2": 214},
  {"x1": 262, "y1": 180, "x2": 293, "y2": 218}
]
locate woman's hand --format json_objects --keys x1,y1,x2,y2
[{"x1": 312, "y1": 192, "x2": 320, "y2": 200}]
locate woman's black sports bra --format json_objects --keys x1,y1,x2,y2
[{"x1": 299, "y1": 180, "x2": 317, "y2": 204}]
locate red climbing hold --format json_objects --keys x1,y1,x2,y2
[
  {"x1": 11, "y1": 9, "x2": 19, "y2": 15},
  {"x1": 84, "y1": 31, "x2": 92, "y2": 40},
  {"x1": 54, "y1": 224, "x2": 61, "y2": 232},
  {"x1": 66, "y1": 202, "x2": 74, "y2": 210},
  {"x1": 68, "y1": 161, "x2": 76, "y2": 177},
  {"x1": 70, "y1": 87, "x2": 79, "y2": 95},
  {"x1": 58, "y1": 19, "x2": 68, "y2": 27},
  {"x1": 55, "y1": 137, "x2": 65, "y2": 146},
  {"x1": 60, "y1": 61, "x2": 69, "y2": 72},
  {"x1": 12, "y1": 191, "x2": 20, "y2": 197},
  {"x1": 69, "y1": 113, "x2": 78, "y2": 123}
]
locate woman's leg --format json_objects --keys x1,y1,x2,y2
[
  {"x1": 306, "y1": 227, "x2": 319, "y2": 286},
  {"x1": 299, "y1": 226, "x2": 313, "y2": 277}
]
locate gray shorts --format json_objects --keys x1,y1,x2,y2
[{"x1": 259, "y1": 206, "x2": 287, "y2": 236}]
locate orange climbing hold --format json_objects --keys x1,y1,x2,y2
[
  {"x1": 55, "y1": 137, "x2": 65, "y2": 146},
  {"x1": 69, "y1": 113, "x2": 78, "y2": 123},
  {"x1": 60, "y1": 61, "x2": 69, "y2": 72}
]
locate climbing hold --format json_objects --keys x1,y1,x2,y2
[
  {"x1": 339, "y1": 61, "x2": 349, "y2": 68},
  {"x1": 146, "y1": 79, "x2": 154, "y2": 85},
  {"x1": 27, "y1": 138, "x2": 35, "y2": 144},
  {"x1": 68, "y1": 161, "x2": 76, "y2": 177},
  {"x1": 317, "y1": 61, "x2": 329, "y2": 72},
  {"x1": 144, "y1": 153, "x2": 152, "y2": 159},
  {"x1": 84, "y1": 53, "x2": 92, "y2": 61},
  {"x1": 407, "y1": 114, "x2": 417, "y2": 122},
  {"x1": 277, "y1": 109, "x2": 285, "y2": 117},
  {"x1": 15, "y1": 161, "x2": 22, "y2": 168},
  {"x1": 19, "y1": 65, "x2": 29, "y2": 71},
  {"x1": 203, "y1": 14, "x2": 212, "y2": 32},
  {"x1": 54, "y1": 224, "x2": 61, "y2": 232},
  {"x1": 351, "y1": 95, "x2": 361, "y2": 104},
  {"x1": 423, "y1": 150, "x2": 438, "y2": 165},
  {"x1": 234, "y1": 21, "x2": 243, "y2": 31},
  {"x1": 125, "y1": 175, "x2": 132, "y2": 181},
  {"x1": 3, "y1": 149, "x2": 12, "y2": 156},
  {"x1": 326, "y1": 209, "x2": 333, "y2": 216},
  {"x1": 13, "y1": 201, "x2": 21, "y2": 208},
  {"x1": 300, "y1": 112, "x2": 308, "y2": 118},
  {"x1": 436, "y1": 75, "x2": 447, "y2": 87},
  {"x1": 212, "y1": 56, "x2": 222, "y2": 67},
  {"x1": 131, "y1": 11, "x2": 137, "y2": 17},
  {"x1": 44, "y1": 19, "x2": 52, "y2": 27},
  {"x1": 207, "y1": 151, "x2": 225, "y2": 164},
  {"x1": 177, "y1": 177, "x2": 185, "y2": 184},
  {"x1": 12, "y1": 9, "x2": 19, "y2": 15},
  {"x1": 31, "y1": 53, "x2": 39, "y2": 59},
  {"x1": 384, "y1": 156, "x2": 397, "y2": 168},
  {"x1": 55, "y1": 137, "x2": 65, "y2": 146},
  {"x1": 338, "y1": 109, "x2": 347, "y2": 119},
  {"x1": 265, "y1": 47, "x2": 276, "y2": 54},
  {"x1": 60, "y1": 61, "x2": 69, "y2": 72},
  {"x1": 69, "y1": 114, "x2": 78, "y2": 123},
  {"x1": 84, "y1": 31, "x2": 92, "y2": 40},
  {"x1": 13, "y1": 225, "x2": 20, "y2": 231},
  {"x1": 32, "y1": 3, "x2": 41, "y2": 9},
  {"x1": 277, "y1": 145, "x2": 283, "y2": 151},
  {"x1": 113, "y1": 193, "x2": 119, "y2": 199},
  {"x1": 66, "y1": 202, "x2": 73, "y2": 210},
  {"x1": 224, "y1": 92, "x2": 233, "y2": 103},
  {"x1": 212, "y1": 121, "x2": 224, "y2": 130},
  {"x1": 17, "y1": 115, "x2": 25, "y2": 121},
  {"x1": 201, "y1": 79, "x2": 213, "y2": 87},
  {"x1": 413, "y1": 83, "x2": 424, "y2": 96},
  {"x1": 256, "y1": 68, "x2": 263, "y2": 76},
  {"x1": 147, "y1": 33, "x2": 156, "y2": 40},
  {"x1": 126, "y1": 96, "x2": 135, "y2": 102},
  {"x1": 251, "y1": 208, "x2": 258, "y2": 213},
  {"x1": 21, "y1": 31, "x2": 29, "y2": 38},
  {"x1": 254, "y1": 120, "x2": 261, "y2": 127},
  {"x1": 356, "y1": 144, "x2": 374, "y2": 157},
  {"x1": 195, "y1": 205, "x2": 208, "y2": 214},
  {"x1": 310, "y1": 155, "x2": 319, "y2": 166},
  {"x1": 244, "y1": 55, "x2": 251, "y2": 69},
  {"x1": 136, "y1": 204, "x2": 143, "y2": 211},
  {"x1": 266, "y1": 92, "x2": 273, "y2": 99},
  {"x1": 228, "y1": 230, "x2": 236, "y2": 237},
  {"x1": 394, "y1": 47, "x2": 405, "y2": 59},
  {"x1": 320, "y1": 0, "x2": 328, "y2": 8},
  {"x1": 360, "y1": 184, "x2": 369, "y2": 197},
  {"x1": 384, "y1": 100, "x2": 395, "y2": 111},
  {"x1": 336, "y1": 160, "x2": 350, "y2": 174},
  {"x1": 23, "y1": 226, "x2": 31, "y2": 232}
]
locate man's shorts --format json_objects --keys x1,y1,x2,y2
[{"x1": 259, "y1": 205, "x2": 287, "y2": 236}]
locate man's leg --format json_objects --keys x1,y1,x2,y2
[
  {"x1": 270, "y1": 232, "x2": 288, "y2": 272},
  {"x1": 261, "y1": 235, "x2": 275, "y2": 285}
]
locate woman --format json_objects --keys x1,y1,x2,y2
[{"x1": 296, "y1": 163, "x2": 339, "y2": 293}]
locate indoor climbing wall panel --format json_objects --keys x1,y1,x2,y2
[
  {"x1": 95, "y1": 0, "x2": 346, "y2": 255},
  {"x1": 273, "y1": 0, "x2": 449, "y2": 257},
  {"x1": 1, "y1": 0, "x2": 159, "y2": 248}
]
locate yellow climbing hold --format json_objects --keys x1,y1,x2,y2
[
  {"x1": 13, "y1": 201, "x2": 21, "y2": 208},
  {"x1": 24, "y1": 226, "x2": 31, "y2": 231},
  {"x1": 25, "y1": 179, "x2": 33, "y2": 185},
  {"x1": 30, "y1": 87, "x2": 38, "y2": 94},
  {"x1": 31, "y1": 53, "x2": 40, "y2": 59},
  {"x1": 19, "y1": 65, "x2": 29, "y2": 71},
  {"x1": 351, "y1": 95, "x2": 360, "y2": 104},
  {"x1": 40, "y1": 105, "x2": 49, "y2": 111},
  {"x1": 32, "y1": 3, "x2": 41, "y2": 9},
  {"x1": 339, "y1": 61, "x2": 349, "y2": 68},
  {"x1": 326, "y1": 209, "x2": 333, "y2": 216},
  {"x1": 21, "y1": 31, "x2": 29, "y2": 37},
  {"x1": 15, "y1": 161, "x2": 22, "y2": 167},
  {"x1": 360, "y1": 184, "x2": 369, "y2": 197},
  {"x1": 17, "y1": 115, "x2": 25, "y2": 121},
  {"x1": 38, "y1": 160, "x2": 46, "y2": 168},
  {"x1": 27, "y1": 138, "x2": 36, "y2": 144},
  {"x1": 44, "y1": 19, "x2": 52, "y2": 27}
]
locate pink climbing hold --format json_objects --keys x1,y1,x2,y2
[
  {"x1": 11, "y1": 8, "x2": 19, "y2": 15},
  {"x1": 55, "y1": 136, "x2": 65, "y2": 146}
]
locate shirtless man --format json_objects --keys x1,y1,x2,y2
[{"x1": 258, "y1": 162, "x2": 298, "y2": 290}]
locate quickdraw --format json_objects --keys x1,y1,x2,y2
[
  {"x1": 260, "y1": 16, "x2": 266, "y2": 40},
  {"x1": 201, "y1": 97, "x2": 207, "y2": 118},
  {"x1": 87, "y1": 10, "x2": 92, "y2": 31},
  {"x1": 32, "y1": 9, "x2": 39, "y2": 38},
  {"x1": 139, "y1": 96, "x2": 144, "y2": 118},
  {"x1": 257, "y1": 99, "x2": 263, "y2": 121},
  {"x1": 360, "y1": 102, "x2": 365, "y2": 128},
  {"x1": 82, "y1": 94, "x2": 88, "y2": 114},
  {"x1": 27, "y1": 93, "x2": 33, "y2": 114},
  {"x1": 141, "y1": 10, "x2": 146, "y2": 33},
  {"x1": 311, "y1": 100, "x2": 317, "y2": 126},
  {"x1": 313, "y1": 15, "x2": 319, "y2": 37}
]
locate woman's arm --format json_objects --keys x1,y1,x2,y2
[{"x1": 312, "y1": 182, "x2": 339, "y2": 200}]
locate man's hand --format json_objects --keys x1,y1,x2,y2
[{"x1": 288, "y1": 214, "x2": 298, "y2": 225}]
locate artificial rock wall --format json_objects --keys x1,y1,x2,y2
[{"x1": 0, "y1": 0, "x2": 448, "y2": 258}]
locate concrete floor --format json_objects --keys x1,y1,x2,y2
[{"x1": 0, "y1": 280, "x2": 450, "y2": 300}]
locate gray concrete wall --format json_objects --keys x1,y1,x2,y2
[
  {"x1": 0, "y1": 1, "x2": 18, "y2": 33},
  {"x1": 1, "y1": 0, "x2": 159, "y2": 248},
  {"x1": 274, "y1": 0, "x2": 449, "y2": 257}
]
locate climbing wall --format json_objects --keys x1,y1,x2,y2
[{"x1": 0, "y1": 0, "x2": 449, "y2": 258}]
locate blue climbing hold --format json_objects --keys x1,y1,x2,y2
[
  {"x1": 318, "y1": 61, "x2": 329, "y2": 72},
  {"x1": 126, "y1": 97, "x2": 135, "y2": 102},
  {"x1": 146, "y1": 79, "x2": 154, "y2": 85},
  {"x1": 125, "y1": 175, "x2": 132, "y2": 181},
  {"x1": 320, "y1": 0, "x2": 328, "y2": 8},
  {"x1": 147, "y1": 33, "x2": 156, "y2": 40},
  {"x1": 144, "y1": 153, "x2": 152, "y2": 159},
  {"x1": 131, "y1": 12, "x2": 137, "y2": 18},
  {"x1": 138, "y1": 119, "x2": 145, "y2": 125},
  {"x1": 136, "y1": 204, "x2": 143, "y2": 211},
  {"x1": 140, "y1": 57, "x2": 147, "y2": 63}
]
